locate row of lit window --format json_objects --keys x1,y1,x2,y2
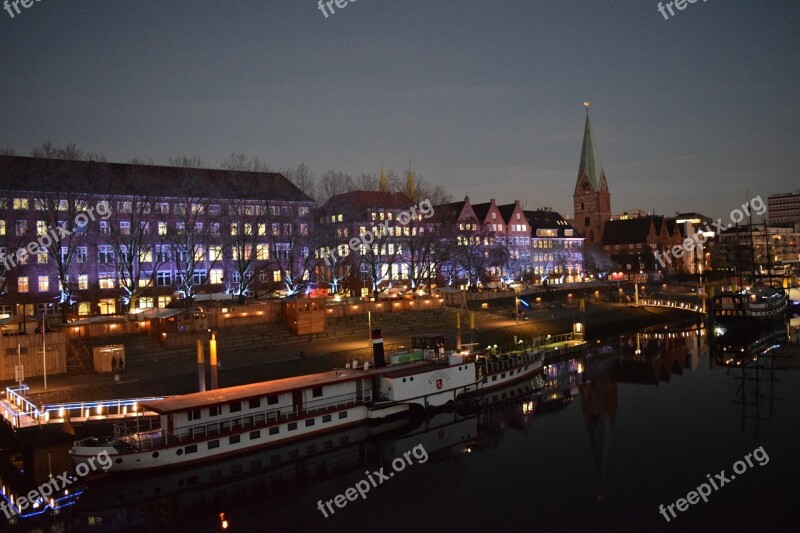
[{"x1": 1, "y1": 198, "x2": 310, "y2": 217}]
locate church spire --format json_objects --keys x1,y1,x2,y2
[{"x1": 577, "y1": 108, "x2": 605, "y2": 191}]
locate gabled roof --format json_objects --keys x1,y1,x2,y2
[
  {"x1": 469, "y1": 202, "x2": 492, "y2": 223},
  {"x1": 433, "y1": 200, "x2": 470, "y2": 225},
  {"x1": 576, "y1": 113, "x2": 605, "y2": 191},
  {"x1": 495, "y1": 203, "x2": 518, "y2": 225},
  {"x1": 0, "y1": 155, "x2": 313, "y2": 203}
]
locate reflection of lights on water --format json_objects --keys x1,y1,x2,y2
[
  {"x1": 522, "y1": 401, "x2": 535, "y2": 414},
  {"x1": 220, "y1": 512, "x2": 229, "y2": 529}
]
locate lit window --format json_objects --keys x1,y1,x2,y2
[
  {"x1": 13, "y1": 198, "x2": 28, "y2": 210},
  {"x1": 38, "y1": 276, "x2": 49, "y2": 292},
  {"x1": 18, "y1": 276, "x2": 29, "y2": 293},
  {"x1": 78, "y1": 274, "x2": 88, "y2": 290},
  {"x1": 210, "y1": 269, "x2": 224, "y2": 284},
  {"x1": 273, "y1": 271, "x2": 281, "y2": 282},
  {"x1": 158, "y1": 222, "x2": 167, "y2": 235},
  {"x1": 98, "y1": 299, "x2": 115, "y2": 315}
]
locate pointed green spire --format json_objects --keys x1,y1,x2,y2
[{"x1": 578, "y1": 111, "x2": 604, "y2": 190}]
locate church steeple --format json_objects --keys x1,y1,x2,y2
[
  {"x1": 576, "y1": 108, "x2": 605, "y2": 193},
  {"x1": 573, "y1": 104, "x2": 612, "y2": 246}
]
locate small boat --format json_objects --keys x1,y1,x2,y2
[{"x1": 69, "y1": 330, "x2": 546, "y2": 473}]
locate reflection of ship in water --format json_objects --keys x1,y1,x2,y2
[
  {"x1": 711, "y1": 322, "x2": 792, "y2": 437},
  {"x1": 712, "y1": 322, "x2": 787, "y2": 367},
  {"x1": 69, "y1": 378, "x2": 553, "y2": 531}
]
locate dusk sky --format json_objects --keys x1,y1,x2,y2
[{"x1": 1, "y1": 0, "x2": 798, "y2": 219}]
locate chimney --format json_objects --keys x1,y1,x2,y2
[{"x1": 372, "y1": 329, "x2": 386, "y2": 368}]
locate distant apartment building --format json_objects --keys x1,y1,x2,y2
[
  {"x1": 435, "y1": 197, "x2": 583, "y2": 289},
  {"x1": 315, "y1": 191, "x2": 420, "y2": 298},
  {"x1": 0, "y1": 155, "x2": 315, "y2": 320},
  {"x1": 767, "y1": 191, "x2": 800, "y2": 226},
  {"x1": 713, "y1": 225, "x2": 800, "y2": 279}
]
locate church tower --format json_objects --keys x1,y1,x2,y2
[{"x1": 573, "y1": 107, "x2": 611, "y2": 245}]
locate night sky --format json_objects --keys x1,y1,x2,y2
[{"x1": 1, "y1": 0, "x2": 798, "y2": 219}]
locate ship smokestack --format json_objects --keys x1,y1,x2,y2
[{"x1": 372, "y1": 329, "x2": 386, "y2": 368}]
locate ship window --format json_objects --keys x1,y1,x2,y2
[
  {"x1": 501, "y1": 373, "x2": 506, "y2": 378},
  {"x1": 289, "y1": 450, "x2": 299, "y2": 459},
  {"x1": 230, "y1": 465, "x2": 242, "y2": 474},
  {"x1": 269, "y1": 426, "x2": 279, "y2": 435},
  {"x1": 250, "y1": 430, "x2": 261, "y2": 440},
  {"x1": 288, "y1": 422, "x2": 298, "y2": 431},
  {"x1": 251, "y1": 459, "x2": 262, "y2": 469},
  {"x1": 339, "y1": 436, "x2": 349, "y2": 444},
  {"x1": 209, "y1": 405, "x2": 221, "y2": 417},
  {"x1": 307, "y1": 444, "x2": 316, "y2": 454},
  {"x1": 229, "y1": 401, "x2": 242, "y2": 413},
  {"x1": 267, "y1": 394, "x2": 279, "y2": 405},
  {"x1": 209, "y1": 470, "x2": 221, "y2": 480},
  {"x1": 207, "y1": 441, "x2": 219, "y2": 450},
  {"x1": 322, "y1": 414, "x2": 332, "y2": 423},
  {"x1": 312, "y1": 386, "x2": 323, "y2": 398},
  {"x1": 492, "y1": 376, "x2": 497, "y2": 381},
  {"x1": 339, "y1": 411, "x2": 348, "y2": 419},
  {"x1": 270, "y1": 454, "x2": 281, "y2": 464},
  {"x1": 249, "y1": 399, "x2": 261, "y2": 409},
  {"x1": 323, "y1": 440, "x2": 333, "y2": 449},
  {"x1": 188, "y1": 409, "x2": 202, "y2": 421},
  {"x1": 229, "y1": 435, "x2": 241, "y2": 445},
  {"x1": 305, "y1": 418, "x2": 315, "y2": 427},
  {"x1": 185, "y1": 445, "x2": 198, "y2": 454}
]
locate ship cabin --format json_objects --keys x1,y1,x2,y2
[{"x1": 138, "y1": 369, "x2": 377, "y2": 448}]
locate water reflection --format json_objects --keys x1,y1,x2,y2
[{"x1": 2, "y1": 319, "x2": 798, "y2": 531}]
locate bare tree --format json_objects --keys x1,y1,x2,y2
[
  {"x1": 317, "y1": 170, "x2": 354, "y2": 204},
  {"x1": 263, "y1": 204, "x2": 316, "y2": 297},
  {"x1": 166, "y1": 155, "x2": 204, "y2": 168},
  {"x1": 220, "y1": 153, "x2": 272, "y2": 172},
  {"x1": 282, "y1": 163, "x2": 317, "y2": 199},
  {"x1": 31, "y1": 142, "x2": 106, "y2": 162},
  {"x1": 223, "y1": 198, "x2": 271, "y2": 300},
  {"x1": 100, "y1": 188, "x2": 167, "y2": 313},
  {"x1": 166, "y1": 196, "x2": 219, "y2": 302}
]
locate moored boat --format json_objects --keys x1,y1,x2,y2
[{"x1": 70, "y1": 330, "x2": 546, "y2": 473}]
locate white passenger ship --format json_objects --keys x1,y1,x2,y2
[{"x1": 70, "y1": 331, "x2": 544, "y2": 472}]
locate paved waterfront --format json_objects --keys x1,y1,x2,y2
[{"x1": 8, "y1": 304, "x2": 693, "y2": 407}]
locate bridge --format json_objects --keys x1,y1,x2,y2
[
  {"x1": 637, "y1": 298, "x2": 705, "y2": 314},
  {"x1": 1, "y1": 384, "x2": 164, "y2": 432}
]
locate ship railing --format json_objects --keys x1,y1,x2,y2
[{"x1": 166, "y1": 391, "x2": 364, "y2": 444}]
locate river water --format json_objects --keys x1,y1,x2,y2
[{"x1": 3, "y1": 320, "x2": 799, "y2": 532}]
